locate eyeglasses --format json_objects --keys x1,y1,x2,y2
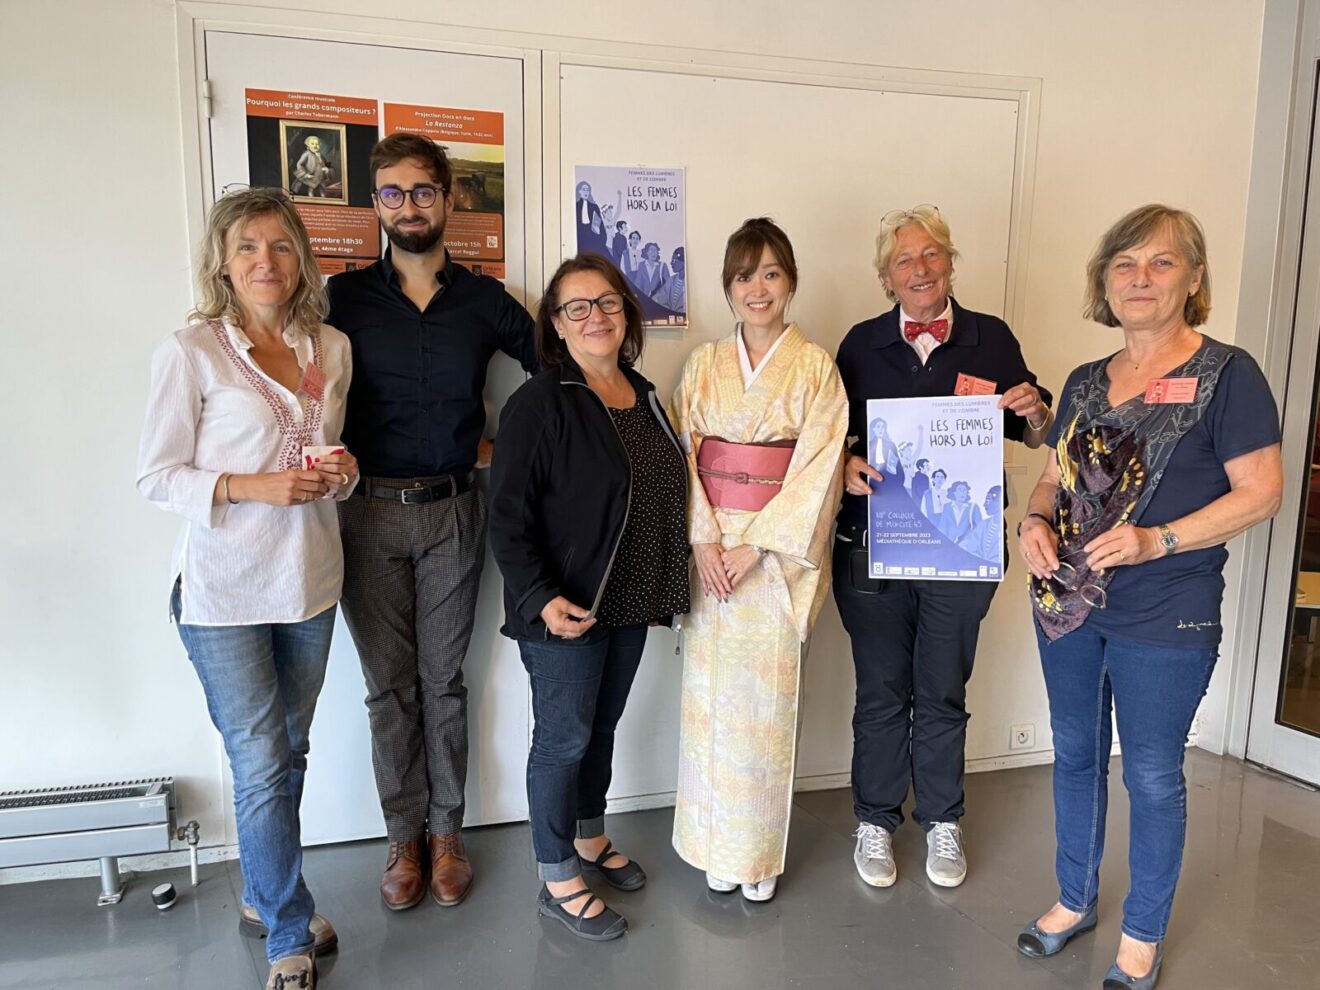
[
  {"x1": 881, "y1": 204, "x2": 942, "y2": 228},
  {"x1": 373, "y1": 184, "x2": 443, "y2": 209},
  {"x1": 1047, "y1": 557, "x2": 1108, "y2": 609},
  {"x1": 219, "y1": 183, "x2": 291, "y2": 200},
  {"x1": 556, "y1": 293, "x2": 625, "y2": 321}
]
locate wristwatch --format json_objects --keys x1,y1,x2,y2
[{"x1": 1157, "y1": 525, "x2": 1180, "y2": 555}]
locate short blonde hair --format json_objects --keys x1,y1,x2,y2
[
  {"x1": 1084, "y1": 204, "x2": 1210, "y2": 327},
  {"x1": 189, "y1": 188, "x2": 328, "y2": 334},
  {"x1": 873, "y1": 205, "x2": 959, "y2": 302}
]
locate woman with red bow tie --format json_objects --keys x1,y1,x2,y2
[{"x1": 831, "y1": 205, "x2": 1051, "y2": 892}]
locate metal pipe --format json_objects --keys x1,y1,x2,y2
[{"x1": 97, "y1": 856, "x2": 124, "y2": 905}]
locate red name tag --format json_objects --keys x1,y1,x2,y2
[
  {"x1": 1144, "y1": 377, "x2": 1198, "y2": 404},
  {"x1": 954, "y1": 373, "x2": 997, "y2": 396},
  {"x1": 300, "y1": 362, "x2": 326, "y2": 401}
]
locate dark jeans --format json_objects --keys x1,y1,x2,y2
[
  {"x1": 1037, "y1": 622, "x2": 1216, "y2": 942},
  {"x1": 517, "y1": 625, "x2": 648, "y2": 881},
  {"x1": 832, "y1": 540, "x2": 997, "y2": 832},
  {"x1": 338, "y1": 484, "x2": 486, "y2": 841}
]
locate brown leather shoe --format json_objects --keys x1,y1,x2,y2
[
  {"x1": 429, "y1": 831, "x2": 474, "y2": 907},
  {"x1": 380, "y1": 839, "x2": 428, "y2": 911},
  {"x1": 239, "y1": 903, "x2": 338, "y2": 955}
]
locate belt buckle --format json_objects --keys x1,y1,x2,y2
[{"x1": 400, "y1": 484, "x2": 429, "y2": 505}]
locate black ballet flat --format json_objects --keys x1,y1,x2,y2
[
  {"x1": 537, "y1": 884, "x2": 628, "y2": 942},
  {"x1": 580, "y1": 840, "x2": 647, "y2": 891}
]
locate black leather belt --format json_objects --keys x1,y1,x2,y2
[{"x1": 355, "y1": 472, "x2": 474, "y2": 504}]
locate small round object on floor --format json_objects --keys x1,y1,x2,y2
[{"x1": 151, "y1": 882, "x2": 177, "y2": 910}]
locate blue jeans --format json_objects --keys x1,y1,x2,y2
[
  {"x1": 1036, "y1": 622, "x2": 1216, "y2": 942},
  {"x1": 517, "y1": 625, "x2": 648, "y2": 881},
  {"x1": 172, "y1": 582, "x2": 335, "y2": 962}
]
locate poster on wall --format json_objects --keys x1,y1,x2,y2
[
  {"x1": 866, "y1": 395, "x2": 1004, "y2": 582},
  {"x1": 244, "y1": 89, "x2": 380, "y2": 275},
  {"x1": 386, "y1": 103, "x2": 507, "y2": 280},
  {"x1": 573, "y1": 165, "x2": 686, "y2": 327}
]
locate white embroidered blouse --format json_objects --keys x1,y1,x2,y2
[{"x1": 136, "y1": 318, "x2": 354, "y2": 625}]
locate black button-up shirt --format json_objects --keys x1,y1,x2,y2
[
  {"x1": 834, "y1": 297, "x2": 1052, "y2": 532},
  {"x1": 327, "y1": 251, "x2": 538, "y2": 478}
]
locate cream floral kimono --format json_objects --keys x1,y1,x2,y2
[{"x1": 669, "y1": 324, "x2": 848, "y2": 883}]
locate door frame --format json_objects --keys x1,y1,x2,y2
[{"x1": 1219, "y1": 0, "x2": 1320, "y2": 781}]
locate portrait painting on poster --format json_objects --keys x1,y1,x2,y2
[
  {"x1": 866, "y1": 395, "x2": 1005, "y2": 582},
  {"x1": 280, "y1": 120, "x2": 348, "y2": 204},
  {"x1": 573, "y1": 165, "x2": 687, "y2": 327}
]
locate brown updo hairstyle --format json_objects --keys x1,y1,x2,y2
[
  {"x1": 721, "y1": 217, "x2": 799, "y2": 301},
  {"x1": 535, "y1": 252, "x2": 645, "y2": 368}
]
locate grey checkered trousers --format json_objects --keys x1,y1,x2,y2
[{"x1": 337, "y1": 482, "x2": 486, "y2": 840}]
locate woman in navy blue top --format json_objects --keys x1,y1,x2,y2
[
  {"x1": 1016, "y1": 205, "x2": 1282, "y2": 989},
  {"x1": 833, "y1": 205, "x2": 1053, "y2": 894}
]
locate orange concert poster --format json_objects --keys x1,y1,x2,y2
[{"x1": 244, "y1": 88, "x2": 381, "y2": 272}]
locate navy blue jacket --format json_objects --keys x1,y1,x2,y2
[{"x1": 835, "y1": 298, "x2": 1051, "y2": 532}]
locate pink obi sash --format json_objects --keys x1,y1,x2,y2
[{"x1": 696, "y1": 437, "x2": 796, "y2": 511}]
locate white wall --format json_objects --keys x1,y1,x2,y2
[{"x1": 0, "y1": 0, "x2": 1272, "y2": 861}]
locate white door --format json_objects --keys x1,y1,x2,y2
[
  {"x1": 201, "y1": 29, "x2": 539, "y2": 841},
  {"x1": 1246, "y1": 60, "x2": 1320, "y2": 785},
  {"x1": 553, "y1": 59, "x2": 1024, "y2": 801}
]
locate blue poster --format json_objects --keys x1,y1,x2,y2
[
  {"x1": 573, "y1": 164, "x2": 687, "y2": 327},
  {"x1": 866, "y1": 395, "x2": 1004, "y2": 582}
]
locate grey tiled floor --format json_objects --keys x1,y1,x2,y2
[{"x1": 1, "y1": 750, "x2": 1316, "y2": 989}]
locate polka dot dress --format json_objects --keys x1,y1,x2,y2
[{"x1": 596, "y1": 400, "x2": 691, "y2": 628}]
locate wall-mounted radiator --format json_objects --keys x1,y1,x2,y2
[{"x1": 0, "y1": 778, "x2": 177, "y2": 905}]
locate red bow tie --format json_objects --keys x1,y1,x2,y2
[{"x1": 903, "y1": 319, "x2": 949, "y2": 343}]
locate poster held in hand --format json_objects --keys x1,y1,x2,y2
[{"x1": 866, "y1": 395, "x2": 1004, "y2": 582}]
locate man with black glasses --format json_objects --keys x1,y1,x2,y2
[{"x1": 327, "y1": 133, "x2": 536, "y2": 913}]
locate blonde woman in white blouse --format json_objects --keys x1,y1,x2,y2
[{"x1": 137, "y1": 188, "x2": 357, "y2": 990}]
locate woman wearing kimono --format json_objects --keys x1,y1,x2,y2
[{"x1": 669, "y1": 218, "x2": 848, "y2": 902}]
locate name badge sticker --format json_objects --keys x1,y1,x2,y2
[
  {"x1": 954, "y1": 373, "x2": 997, "y2": 397},
  {"x1": 300, "y1": 362, "x2": 326, "y2": 401},
  {"x1": 1144, "y1": 376, "x2": 1198, "y2": 404}
]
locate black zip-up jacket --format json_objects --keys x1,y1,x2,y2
[{"x1": 489, "y1": 359, "x2": 685, "y2": 640}]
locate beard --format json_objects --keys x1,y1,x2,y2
[{"x1": 383, "y1": 215, "x2": 446, "y2": 254}]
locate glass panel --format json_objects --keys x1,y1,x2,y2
[{"x1": 1281, "y1": 380, "x2": 1320, "y2": 736}]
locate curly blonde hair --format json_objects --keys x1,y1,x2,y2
[{"x1": 189, "y1": 188, "x2": 327, "y2": 333}]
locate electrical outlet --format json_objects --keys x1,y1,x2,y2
[{"x1": 1010, "y1": 722, "x2": 1035, "y2": 750}]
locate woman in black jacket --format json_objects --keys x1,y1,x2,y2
[{"x1": 489, "y1": 253, "x2": 689, "y2": 941}]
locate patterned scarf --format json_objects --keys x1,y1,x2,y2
[{"x1": 1031, "y1": 338, "x2": 1234, "y2": 641}]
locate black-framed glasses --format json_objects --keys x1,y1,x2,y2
[
  {"x1": 373, "y1": 184, "x2": 442, "y2": 209},
  {"x1": 881, "y1": 203, "x2": 942, "y2": 228},
  {"x1": 556, "y1": 293, "x2": 625, "y2": 321}
]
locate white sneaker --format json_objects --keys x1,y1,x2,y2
[
  {"x1": 706, "y1": 872, "x2": 737, "y2": 893},
  {"x1": 925, "y1": 822, "x2": 967, "y2": 887},
  {"x1": 740, "y1": 876, "x2": 778, "y2": 902},
  {"x1": 853, "y1": 823, "x2": 897, "y2": 887}
]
